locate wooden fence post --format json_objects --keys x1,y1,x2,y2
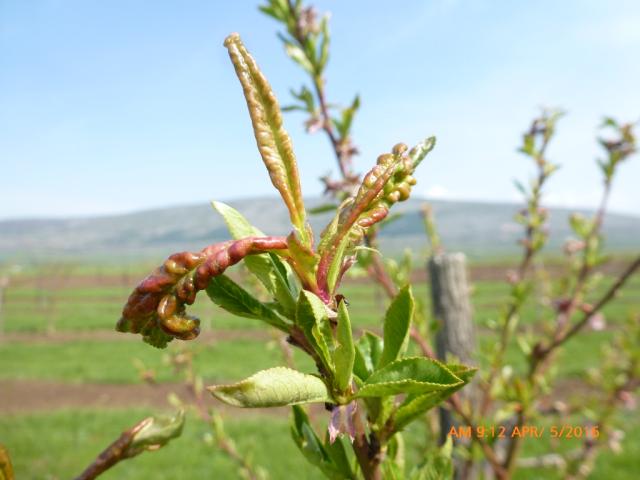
[
  {"x1": 0, "y1": 276, "x2": 8, "y2": 342},
  {"x1": 428, "y1": 252, "x2": 477, "y2": 476}
]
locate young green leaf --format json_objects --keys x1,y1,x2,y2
[
  {"x1": 356, "y1": 357, "x2": 462, "y2": 398},
  {"x1": 393, "y1": 365, "x2": 477, "y2": 432},
  {"x1": 318, "y1": 15, "x2": 330, "y2": 71},
  {"x1": 291, "y1": 405, "x2": 329, "y2": 467},
  {"x1": 409, "y1": 437, "x2": 453, "y2": 480},
  {"x1": 224, "y1": 34, "x2": 310, "y2": 244},
  {"x1": 333, "y1": 300, "x2": 355, "y2": 392},
  {"x1": 212, "y1": 201, "x2": 296, "y2": 316},
  {"x1": 323, "y1": 432, "x2": 356, "y2": 479},
  {"x1": 446, "y1": 364, "x2": 478, "y2": 384},
  {"x1": 290, "y1": 406, "x2": 353, "y2": 480},
  {"x1": 379, "y1": 285, "x2": 414, "y2": 368},
  {"x1": 129, "y1": 410, "x2": 185, "y2": 455},
  {"x1": 296, "y1": 290, "x2": 335, "y2": 373},
  {"x1": 384, "y1": 433, "x2": 406, "y2": 479},
  {"x1": 206, "y1": 275, "x2": 290, "y2": 332},
  {"x1": 208, "y1": 367, "x2": 331, "y2": 407},
  {"x1": 394, "y1": 392, "x2": 443, "y2": 433},
  {"x1": 282, "y1": 38, "x2": 315, "y2": 74},
  {"x1": 353, "y1": 331, "x2": 384, "y2": 381}
]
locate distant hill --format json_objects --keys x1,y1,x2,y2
[{"x1": 1, "y1": 197, "x2": 638, "y2": 263}]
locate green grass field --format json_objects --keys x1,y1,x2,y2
[{"x1": 1, "y1": 264, "x2": 638, "y2": 479}]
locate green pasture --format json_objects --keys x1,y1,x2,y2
[
  {"x1": 0, "y1": 265, "x2": 638, "y2": 478},
  {"x1": 2, "y1": 276, "x2": 638, "y2": 334},
  {"x1": 1, "y1": 409, "x2": 638, "y2": 479}
]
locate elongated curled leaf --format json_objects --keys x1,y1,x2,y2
[
  {"x1": 116, "y1": 236, "x2": 288, "y2": 348},
  {"x1": 208, "y1": 367, "x2": 331, "y2": 407},
  {"x1": 212, "y1": 201, "x2": 297, "y2": 316},
  {"x1": 333, "y1": 300, "x2": 355, "y2": 392},
  {"x1": 356, "y1": 357, "x2": 462, "y2": 398},
  {"x1": 224, "y1": 33, "x2": 309, "y2": 242},
  {"x1": 379, "y1": 285, "x2": 414, "y2": 368},
  {"x1": 206, "y1": 275, "x2": 290, "y2": 331},
  {"x1": 316, "y1": 138, "x2": 435, "y2": 297}
]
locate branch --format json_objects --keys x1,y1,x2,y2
[
  {"x1": 75, "y1": 412, "x2": 186, "y2": 480},
  {"x1": 539, "y1": 254, "x2": 640, "y2": 357},
  {"x1": 285, "y1": 2, "x2": 358, "y2": 186},
  {"x1": 351, "y1": 407, "x2": 382, "y2": 480},
  {"x1": 75, "y1": 419, "x2": 150, "y2": 480}
]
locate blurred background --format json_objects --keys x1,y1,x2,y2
[{"x1": 1, "y1": 1, "x2": 639, "y2": 478}]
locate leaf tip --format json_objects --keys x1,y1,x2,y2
[{"x1": 223, "y1": 32, "x2": 241, "y2": 47}]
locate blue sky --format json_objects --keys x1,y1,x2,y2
[{"x1": 1, "y1": 0, "x2": 639, "y2": 220}]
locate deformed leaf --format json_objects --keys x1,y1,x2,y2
[
  {"x1": 286, "y1": 231, "x2": 320, "y2": 293},
  {"x1": 208, "y1": 367, "x2": 331, "y2": 407},
  {"x1": 116, "y1": 237, "x2": 288, "y2": 348},
  {"x1": 316, "y1": 138, "x2": 435, "y2": 297},
  {"x1": 224, "y1": 34, "x2": 310, "y2": 243},
  {"x1": 379, "y1": 285, "x2": 414, "y2": 368},
  {"x1": 333, "y1": 300, "x2": 355, "y2": 392},
  {"x1": 356, "y1": 357, "x2": 462, "y2": 398},
  {"x1": 206, "y1": 275, "x2": 290, "y2": 331}
]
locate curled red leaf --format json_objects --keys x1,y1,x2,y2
[{"x1": 117, "y1": 237, "x2": 288, "y2": 348}]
